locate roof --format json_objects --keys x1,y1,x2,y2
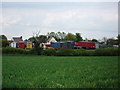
[
  {"x1": 47, "y1": 37, "x2": 53, "y2": 42},
  {"x1": 13, "y1": 37, "x2": 23, "y2": 42},
  {"x1": 38, "y1": 38, "x2": 48, "y2": 43},
  {"x1": 36, "y1": 37, "x2": 56, "y2": 43}
]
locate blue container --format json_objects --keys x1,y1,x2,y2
[
  {"x1": 66, "y1": 41, "x2": 75, "y2": 48},
  {"x1": 59, "y1": 42, "x2": 66, "y2": 48},
  {"x1": 51, "y1": 42, "x2": 75, "y2": 49},
  {"x1": 51, "y1": 42, "x2": 60, "y2": 49}
]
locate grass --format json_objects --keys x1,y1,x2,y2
[{"x1": 2, "y1": 55, "x2": 118, "y2": 88}]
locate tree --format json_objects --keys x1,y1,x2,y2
[
  {"x1": 102, "y1": 37, "x2": 107, "y2": 44},
  {"x1": 0, "y1": 35, "x2": 7, "y2": 40},
  {"x1": 47, "y1": 32, "x2": 56, "y2": 38},
  {"x1": 83, "y1": 38, "x2": 88, "y2": 42},
  {"x1": 32, "y1": 31, "x2": 42, "y2": 55},
  {"x1": 92, "y1": 39, "x2": 98, "y2": 42},
  {"x1": 0, "y1": 35, "x2": 8, "y2": 47},
  {"x1": 107, "y1": 38, "x2": 118, "y2": 45},
  {"x1": 55, "y1": 32, "x2": 66, "y2": 41},
  {"x1": 64, "y1": 33, "x2": 76, "y2": 41},
  {"x1": 1, "y1": 39, "x2": 9, "y2": 47},
  {"x1": 117, "y1": 34, "x2": 120, "y2": 44},
  {"x1": 47, "y1": 32, "x2": 66, "y2": 41},
  {"x1": 28, "y1": 37, "x2": 35, "y2": 41},
  {"x1": 75, "y1": 33, "x2": 83, "y2": 42},
  {"x1": 39, "y1": 35, "x2": 47, "y2": 39}
]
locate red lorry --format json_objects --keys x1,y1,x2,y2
[{"x1": 75, "y1": 42, "x2": 95, "y2": 49}]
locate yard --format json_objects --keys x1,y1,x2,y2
[{"x1": 2, "y1": 55, "x2": 118, "y2": 88}]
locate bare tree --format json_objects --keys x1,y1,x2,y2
[
  {"x1": 102, "y1": 37, "x2": 107, "y2": 44},
  {"x1": 32, "y1": 30, "x2": 40, "y2": 41},
  {"x1": 32, "y1": 30, "x2": 42, "y2": 55}
]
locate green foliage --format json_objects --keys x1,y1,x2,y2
[
  {"x1": 73, "y1": 49, "x2": 86, "y2": 56},
  {"x1": 28, "y1": 37, "x2": 35, "y2": 41},
  {"x1": 1, "y1": 39, "x2": 9, "y2": 47},
  {"x1": 107, "y1": 38, "x2": 118, "y2": 45},
  {"x1": 39, "y1": 35, "x2": 47, "y2": 38},
  {"x1": 56, "y1": 49, "x2": 75, "y2": 56},
  {"x1": 118, "y1": 34, "x2": 120, "y2": 44},
  {"x1": 2, "y1": 47, "x2": 119, "y2": 56},
  {"x1": 47, "y1": 32, "x2": 66, "y2": 41},
  {"x1": 75, "y1": 33, "x2": 83, "y2": 42},
  {"x1": 92, "y1": 39, "x2": 98, "y2": 42},
  {"x1": 74, "y1": 49, "x2": 95, "y2": 56},
  {"x1": 95, "y1": 48, "x2": 118, "y2": 56},
  {"x1": 0, "y1": 35, "x2": 7, "y2": 40},
  {"x1": 2, "y1": 56, "x2": 118, "y2": 88},
  {"x1": 29, "y1": 48, "x2": 42, "y2": 55},
  {"x1": 41, "y1": 49, "x2": 56, "y2": 56},
  {"x1": 0, "y1": 35, "x2": 9, "y2": 47},
  {"x1": 64, "y1": 33, "x2": 76, "y2": 41},
  {"x1": 2, "y1": 47, "x2": 29, "y2": 54}
]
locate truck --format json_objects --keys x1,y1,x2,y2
[{"x1": 75, "y1": 41, "x2": 95, "y2": 49}]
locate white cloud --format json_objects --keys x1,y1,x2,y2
[
  {"x1": 2, "y1": 16, "x2": 21, "y2": 27},
  {"x1": 2, "y1": 2, "x2": 118, "y2": 40},
  {"x1": 42, "y1": 7, "x2": 118, "y2": 27}
]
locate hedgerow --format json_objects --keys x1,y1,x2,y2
[{"x1": 2, "y1": 47, "x2": 119, "y2": 56}]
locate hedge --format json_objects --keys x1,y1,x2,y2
[
  {"x1": 29, "y1": 48, "x2": 43, "y2": 55},
  {"x1": 94, "y1": 48, "x2": 118, "y2": 56},
  {"x1": 41, "y1": 49, "x2": 56, "y2": 56},
  {"x1": 2, "y1": 47, "x2": 29, "y2": 54},
  {"x1": 2, "y1": 47, "x2": 119, "y2": 56},
  {"x1": 56, "y1": 49, "x2": 75, "y2": 56}
]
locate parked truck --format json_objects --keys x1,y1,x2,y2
[{"x1": 75, "y1": 42, "x2": 96, "y2": 49}]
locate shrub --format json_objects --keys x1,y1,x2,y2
[
  {"x1": 95, "y1": 48, "x2": 118, "y2": 56},
  {"x1": 56, "y1": 49, "x2": 75, "y2": 56},
  {"x1": 29, "y1": 48, "x2": 43, "y2": 55},
  {"x1": 1, "y1": 39, "x2": 9, "y2": 47},
  {"x1": 73, "y1": 49, "x2": 86, "y2": 56},
  {"x1": 73, "y1": 49, "x2": 95, "y2": 56},
  {"x1": 41, "y1": 49, "x2": 56, "y2": 56},
  {"x1": 2, "y1": 47, "x2": 119, "y2": 56},
  {"x1": 2, "y1": 47, "x2": 28, "y2": 54}
]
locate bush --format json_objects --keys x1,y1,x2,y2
[
  {"x1": 2, "y1": 47, "x2": 28, "y2": 54},
  {"x1": 1, "y1": 39, "x2": 9, "y2": 47},
  {"x1": 56, "y1": 49, "x2": 75, "y2": 56},
  {"x1": 41, "y1": 49, "x2": 56, "y2": 56},
  {"x1": 95, "y1": 48, "x2": 118, "y2": 56},
  {"x1": 73, "y1": 49, "x2": 86, "y2": 56},
  {"x1": 73, "y1": 49, "x2": 95, "y2": 56},
  {"x1": 29, "y1": 48, "x2": 43, "y2": 55},
  {"x1": 2, "y1": 47, "x2": 119, "y2": 56}
]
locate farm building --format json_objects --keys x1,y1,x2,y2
[
  {"x1": 10, "y1": 36, "x2": 23, "y2": 48},
  {"x1": 24, "y1": 40, "x2": 33, "y2": 49},
  {"x1": 26, "y1": 41, "x2": 33, "y2": 49},
  {"x1": 46, "y1": 37, "x2": 57, "y2": 44},
  {"x1": 18, "y1": 41, "x2": 25, "y2": 49},
  {"x1": 39, "y1": 37, "x2": 57, "y2": 49}
]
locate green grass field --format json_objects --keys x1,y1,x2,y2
[{"x1": 2, "y1": 55, "x2": 118, "y2": 88}]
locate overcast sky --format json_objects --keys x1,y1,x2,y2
[{"x1": 1, "y1": 1, "x2": 118, "y2": 40}]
